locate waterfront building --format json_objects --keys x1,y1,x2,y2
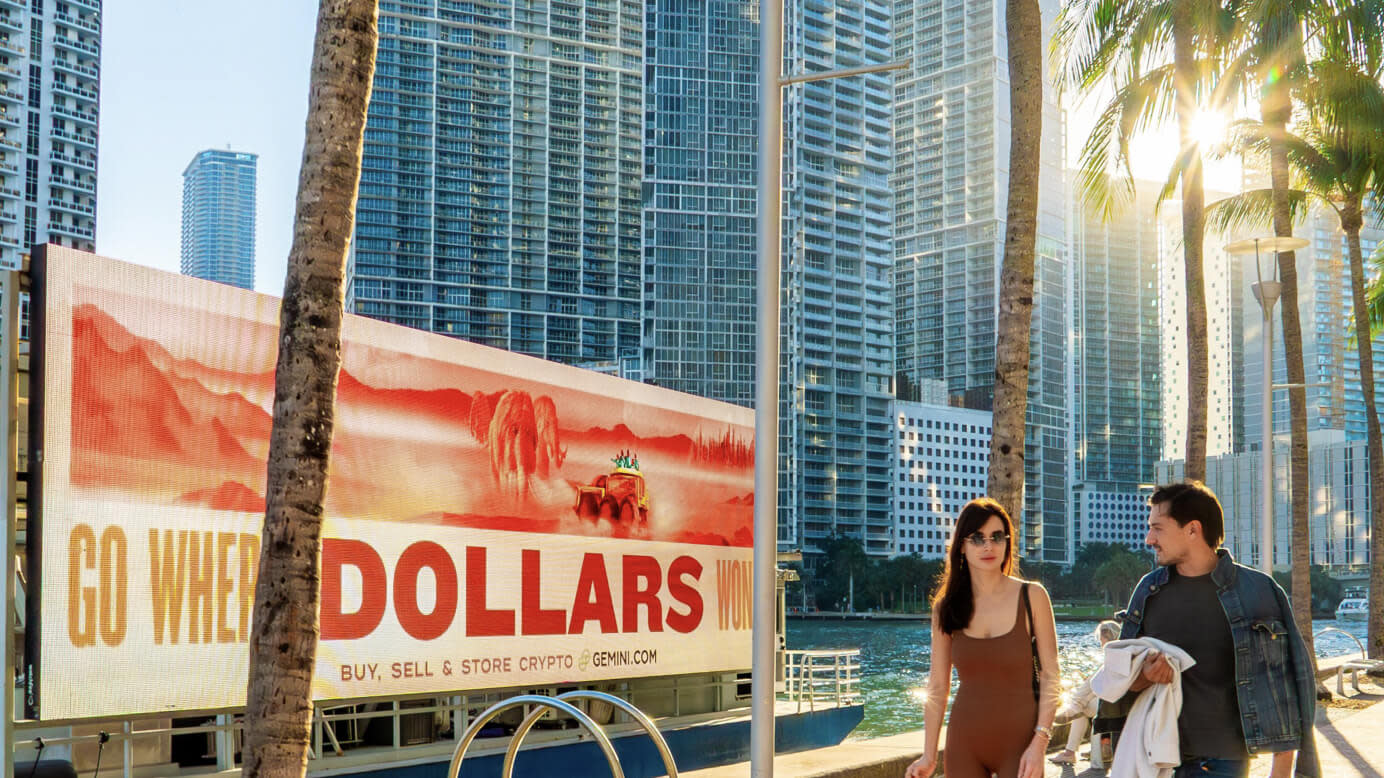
[
  {"x1": 1070, "y1": 181, "x2": 1161, "y2": 551},
  {"x1": 1158, "y1": 429, "x2": 1372, "y2": 571},
  {"x1": 1158, "y1": 201, "x2": 1246, "y2": 460},
  {"x1": 0, "y1": 0, "x2": 101, "y2": 268},
  {"x1": 180, "y1": 149, "x2": 257, "y2": 290},
  {"x1": 643, "y1": 0, "x2": 896, "y2": 558},
  {"x1": 1236, "y1": 207, "x2": 1384, "y2": 446},
  {"x1": 892, "y1": 0, "x2": 1071, "y2": 562},
  {"x1": 892, "y1": 400, "x2": 992, "y2": 557},
  {"x1": 346, "y1": 0, "x2": 644, "y2": 365}
]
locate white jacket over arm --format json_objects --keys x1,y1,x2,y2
[{"x1": 1090, "y1": 637, "x2": 1196, "y2": 778}]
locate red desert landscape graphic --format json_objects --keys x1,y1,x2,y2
[{"x1": 70, "y1": 300, "x2": 755, "y2": 547}]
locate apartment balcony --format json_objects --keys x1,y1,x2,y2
[
  {"x1": 0, "y1": 87, "x2": 20, "y2": 105},
  {"x1": 0, "y1": 13, "x2": 21, "y2": 33},
  {"x1": 53, "y1": 35, "x2": 100, "y2": 59},
  {"x1": 55, "y1": 13, "x2": 100, "y2": 34},
  {"x1": 0, "y1": 0, "x2": 21, "y2": 10},
  {"x1": 48, "y1": 174, "x2": 95, "y2": 194},
  {"x1": 52, "y1": 128, "x2": 96, "y2": 149},
  {"x1": 0, "y1": 37, "x2": 21, "y2": 57},
  {"x1": 48, "y1": 197, "x2": 94, "y2": 217},
  {"x1": 0, "y1": 209, "x2": 15, "y2": 224},
  {"x1": 52, "y1": 58, "x2": 98, "y2": 79},
  {"x1": 51, "y1": 104, "x2": 98, "y2": 126},
  {"x1": 68, "y1": 0, "x2": 100, "y2": 11},
  {"x1": 52, "y1": 80, "x2": 99, "y2": 104},
  {"x1": 49, "y1": 149, "x2": 96, "y2": 171},
  {"x1": 47, "y1": 221, "x2": 94, "y2": 241},
  {"x1": 0, "y1": 160, "x2": 17, "y2": 176},
  {"x1": 0, "y1": 234, "x2": 18, "y2": 249}
]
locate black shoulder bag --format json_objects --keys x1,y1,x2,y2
[{"x1": 1021, "y1": 583, "x2": 1040, "y2": 701}]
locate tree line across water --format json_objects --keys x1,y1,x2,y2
[{"x1": 794, "y1": 535, "x2": 1349, "y2": 619}]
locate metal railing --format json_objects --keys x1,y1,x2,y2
[
  {"x1": 9, "y1": 673, "x2": 740, "y2": 776},
  {"x1": 780, "y1": 648, "x2": 862, "y2": 712}
]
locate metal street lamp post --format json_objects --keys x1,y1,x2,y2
[
  {"x1": 753, "y1": 11, "x2": 907, "y2": 773},
  {"x1": 1224, "y1": 236, "x2": 1307, "y2": 574}
]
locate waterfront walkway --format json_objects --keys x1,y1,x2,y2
[{"x1": 682, "y1": 687, "x2": 1384, "y2": 777}]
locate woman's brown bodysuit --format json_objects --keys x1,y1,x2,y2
[{"x1": 943, "y1": 590, "x2": 1039, "y2": 778}]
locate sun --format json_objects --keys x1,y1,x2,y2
[{"x1": 1190, "y1": 110, "x2": 1230, "y2": 151}]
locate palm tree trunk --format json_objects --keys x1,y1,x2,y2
[
  {"x1": 1342, "y1": 204, "x2": 1384, "y2": 658},
  {"x1": 1172, "y1": 8, "x2": 1208, "y2": 482},
  {"x1": 241, "y1": 2, "x2": 378, "y2": 776},
  {"x1": 1262, "y1": 91, "x2": 1314, "y2": 663},
  {"x1": 988, "y1": 0, "x2": 1042, "y2": 543}
]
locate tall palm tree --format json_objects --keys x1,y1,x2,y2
[
  {"x1": 989, "y1": 0, "x2": 1044, "y2": 527},
  {"x1": 241, "y1": 1, "x2": 378, "y2": 776},
  {"x1": 1208, "y1": 48, "x2": 1384, "y2": 661},
  {"x1": 1054, "y1": 0, "x2": 1242, "y2": 483},
  {"x1": 1235, "y1": 0, "x2": 1319, "y2": 662}
]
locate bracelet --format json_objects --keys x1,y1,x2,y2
[{"x1": 1034, "y1": 725, "x2": 1053, "y2": 740}]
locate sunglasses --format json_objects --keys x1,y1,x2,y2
[{"x1": 965, "y1": 531, "x2": 1009, "y2": 548}]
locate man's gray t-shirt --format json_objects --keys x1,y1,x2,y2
[{"x1": 1140, "y1": 569, "x2": 1249, "y2": 760}]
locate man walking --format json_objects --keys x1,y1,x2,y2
[{"x1": 1099, "y1": 481, "x2": 1318, "y2": 778}]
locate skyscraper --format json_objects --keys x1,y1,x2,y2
[
  {"x1": 1070, "y1": 182, "x2": 1162, "y2": 550},
  {"x1": 180, "y1": 149, "x2": 257, "y2": 290},
  {"x1": 642, "y1": 0, "x2": 896, "y2": 557},
  {"x1": 1239, "y1": 208, "x2": 1384, "y2": 445},
  {"x1": 891, "y1": 0, "x2": 1071, "y2": 562},
  {"x1": 347, "y1": 1, "x2": 643, "y2": 365},
  {"x1": 0, "y1": 0, "x2": 101, "y2": 269},
  {"x1": 1159, "y1": 201, "x2": 1246, "y2": 461}
]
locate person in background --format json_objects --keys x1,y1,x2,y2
[
  {"x1": 904, "y1": 498, "x2": 1059, "y2": 778},
  {"x1": 1096, "y1": 481, "x2": 1318, "y2": 778},
  {"x1": 1049, "y1": 619, "x2": 1121, "y2": 766}
]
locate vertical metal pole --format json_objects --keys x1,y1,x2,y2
[
  {"x1": 1260, "y1": 294, "x2": 1275, "y2": 574},
  {"x1": 2, "y1": 272, "x2": 18, "y2": 778},
  {"x1": 752, "y1": 0, "x2": 784, "y2": 771}
]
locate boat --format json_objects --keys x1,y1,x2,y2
[{"x1": 1334, "y1": 597, "x2": 1369, "y2": 620}]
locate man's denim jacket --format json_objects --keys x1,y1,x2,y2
[{"x1": 1097, "y1": 549, "x2": 1319, "y2": 776}]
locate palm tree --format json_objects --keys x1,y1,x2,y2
[
  {"x1": 241, "y1": 2, "x2": 378, "y2": 776},
  {"x1": 1054, "y1": 0, "x2": 1243, "y2": 483},
  {"x1": 1208, "y1": 47, "x2": 1384, "y2": 661},
  {"x1": 988, "y1": 0, "x2": 1044, "y2": 527}
]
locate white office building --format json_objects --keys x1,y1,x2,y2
[
  {"x1": 892, "y1": 400, "x2": 993, "y2": 558},
  {"x1": 1157, "y1": 430, "x2": 1372, "y2": 571}
]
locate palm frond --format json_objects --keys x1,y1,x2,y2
[
  {"x1": 1367, "y1": 243, "x2": 1384, "y2": 338},
  {"x1": 1205, "y1": 187, "x2": 1316, "y2": 235}
]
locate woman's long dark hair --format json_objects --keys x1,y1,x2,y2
[{"x1": 931, "y1": 497, "x2": 1017, "y2": 634}]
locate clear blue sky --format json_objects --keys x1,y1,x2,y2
[
  {"x1": 95, "y1": 5, "x2": 1213, "y2": 296},
  {"x1": 97, "y1": 1, "x2": 317, "y2": 294}
]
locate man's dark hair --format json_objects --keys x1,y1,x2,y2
[{"x1": 1150, "y1": 481, "x2": 1224, "y2": 548}]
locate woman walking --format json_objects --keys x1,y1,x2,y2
[{"x1": 905, "y1": 498, "x2": 1059, "y2": 778}]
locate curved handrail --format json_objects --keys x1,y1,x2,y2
[
  {"x1": 445, "y1": 695, "x2": 624, "y2": 778},
  {"x1": 501, "y1": 690, "x2": 678, "y2": 778},
  {"x1": 1314, "y1": 627, "x2": 1367, "y2": 660}
]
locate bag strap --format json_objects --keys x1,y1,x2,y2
[{"x1": 1022, "y1": 583, "x2": 1040, "y2": 701}]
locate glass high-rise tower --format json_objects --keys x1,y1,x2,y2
[
  {"x1": 891, "y1": 0, "x2": 1071, "y2": 562},
  {"x1": 643, "y1": 0, "x2": 896, "y2": 557},
  {"x1": 347, "y1": 0, "x2": 643, "y2": 364},
  {"x1": 0, "y1": 0, "x2": 101, "y2": 268},
  {"x1": 180, "y1": 149, "x2": 257, "y2": 290}
]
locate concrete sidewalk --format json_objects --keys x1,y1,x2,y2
[{"x1": 684, "y1": 692, "x2": 1384, "y2": 777}]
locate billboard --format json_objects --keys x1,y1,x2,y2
[{"x1": 29, "y1": 247, "x2": 756, "y2": 720}]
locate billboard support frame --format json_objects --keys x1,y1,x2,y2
[{"x1": 3, "y1": 267, "x2": 20, "y2": 778}]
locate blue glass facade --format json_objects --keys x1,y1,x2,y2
[
  {"x1": 643, "y1": 0, "x2": 895, "y2": 557},
  {"x1": 180, "y1": 149, "x2": 257, "y2": 291},
  {"x1": 347, "y1": 0, "x2": 643, "y2": 365}
]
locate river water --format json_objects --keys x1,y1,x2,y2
[{"x1": 786, "y1": 618, "x2": 1371, "y2": 740}]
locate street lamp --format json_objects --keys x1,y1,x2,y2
[
  {"x1": 1224, "y1": 236, "x2": 1307, "y2": 574},
  {"x1": 752, "y1": 10, "x2": 908, "y2": 770}
]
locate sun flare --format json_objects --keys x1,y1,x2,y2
[{"x1": 1190, "y1": 110, "x2": 1230, "y2": 151}]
